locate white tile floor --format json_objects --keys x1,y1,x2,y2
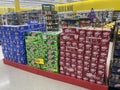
[{"x1": 0, "y1": 46, "x2": 88, "y2": 90}]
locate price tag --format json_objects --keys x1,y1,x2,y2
[{"x1": 34, "y1": 58, "x2": 44, "y2": 64}]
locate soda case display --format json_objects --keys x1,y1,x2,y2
[
  {"x1": 0, "y1": 25, "x2": 27, "y2": 64},
  {"x1": 109, "y1": 24, "x2": 120, "y2": 89},
  {"x1": 25, "y1": 32, "x2": 44, "y2": 68},
  {"x1": 41, "y1": 32, "x2": 60, "y2": 72},
  {"x1": 25, "y1": 31, "x2": 61, "y2": 72},
  {"x1": 0, "y1": 24, "x2": 46, "y2": 64},
  {"x1": 60, "y1": 27, "x2": 111, "y2": 85}
]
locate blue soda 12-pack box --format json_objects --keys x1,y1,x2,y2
[{"x1": 0, "y1": 23, "x2": 46, "y2": 64}]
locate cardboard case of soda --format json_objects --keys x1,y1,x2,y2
[
  {"x1": 25, "y1": 31, "x2": 61, "y2": 72},
  {"x1": 0, "y1": 25, "x2": 27, "y2": 64},
  {"x1": 60, "y1": 27, "x2": 110, "y2": 85}
]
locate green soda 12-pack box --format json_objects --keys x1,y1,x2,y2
[
  {"x1": 41, "y1": 32, "x2": 60, "y2": 72},
  {"x1": 25, "y1": 31, "x2": 61, "y2": 72},
  {"x1": 25, "y1": 32, "x2": 44, "y2": 68}
]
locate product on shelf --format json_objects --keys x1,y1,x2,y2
[
  {"x1": 25, "y1": 31, "x2": 61, "y2": 72},
  {"x1": 60, "y1": 27, "x2": 111, "y2": 85},
  {"x1": 42, "y1": 4, "x2": 59, "y2": 31}
]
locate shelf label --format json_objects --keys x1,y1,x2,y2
[{"x1": 34, "y1": 58, "x2": 44, "y2": 64}]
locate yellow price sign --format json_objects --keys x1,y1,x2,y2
[
  {"x1": 118, "y1": 30, "x2": 120, "y2": 34},
  {"x1": 34, "y1": 58, "x2": 44, "y2": 64}
]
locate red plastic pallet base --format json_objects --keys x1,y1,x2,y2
[{"x1": 3, "y1": 59, "x2": 108, "y2": 90}]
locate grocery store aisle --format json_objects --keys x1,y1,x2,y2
[{"x1": 0, "y1": 47, "x2": 87, "y2": 90}]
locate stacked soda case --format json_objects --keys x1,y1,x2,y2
[
  {"x1": 0, "y1": 24, "x2": 46, "y2": 64},
  {"x1": 109, "y1": 26, "x2": 120, "y2": 89},
  {"x1": 25, "y1": 32, "x2": 44, "y2": 68},
  {"x1": 0, "y1": 25, "x2": 28, "y2": 64},
  {"x1": 60, "y1": 27, "x2": 111, "y2": 85},
  {"x1": 25, "y1": 31, "x2": 61, "y2": 72}
]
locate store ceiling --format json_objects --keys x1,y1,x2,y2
[
  {"x1": 0, "y1": 0, "x2": 60, "y2": 8},
  {"x1": 0, "y1": 0, "x2": 81, "y2": 8}
]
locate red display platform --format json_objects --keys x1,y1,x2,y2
[{"x1": 3, "y1": 59, "x2": 108, "y2": 90}]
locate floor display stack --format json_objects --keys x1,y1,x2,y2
[
  {"x1": 60, "y1": 27, "x2": 110, "y2": 85},
  {"x1": 25, "y1": 31, "x2": 60, "y2": 72}
]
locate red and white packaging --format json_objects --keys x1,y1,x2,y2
[
  {"x1": 98, "y1": 65, "x2": 106, "y2": 71},
  {"x1": 66, "y1": 46, "x2": 77, "y2": 52},
  {"x1": 93, "y1": 29, "x2": 102, "y2": 38},
  {"x1": 89, "y1": 79, "x2": 96, "y2": 83},
  {"x1": 84, "y1": 66, "x2": 90, "y2": 72},
  {"x1": 65, "y1": 71, "x2": 71, "y2": 76},
  {"x1": 65, "y1": 57, "x2": 71, "y2": 63},
  {"x1": 99, "y1": 58, "x2": 106, "y2": 64},
  {"x1": 77, "y1": 72, "x2": 83, "y2": 79},
  {"x1": 90, "y1": 68, "x2": 97, "y2": 74},
  {"x1": 77, "y1": 60, "x2": 83, "y2": 65},
  {"x1": 99, "y1": 52, "x2": 108, "y2": 60},
  {"x1": 102, "y1": 29, "x2": 111, "y2": 39},
  {"x1": 60, "y1": 56, "x2": 65, "y2": 61},
  {"x1": 92, "y1": 38, "x2": 101, "y2": 45},
  {"x1": 60, "y1": 51, "x2": 66, "y2": 57},
  {"x1": 86, "y1": 37, "x2": 93, "y2": 44},
  {"x1": 60, "y1": 60, "x2": 65, "y2": 66},
  {"x1": 91, "y1": 57, "x2": 98, "y2": 64},
  {"x1": 93, "y1": 45, "x2": 100, "y2": 52},
  {"x1": 60, "y1": 46, "x2": 66, "y2": 51},
  {"x1": 72, "y1": 42, "x2": 78, "y2": 48},
  {"x1": 60, "y1": 34, "x2": 79, "y2": 42},
  {"x1": 78, "y1": 43, "x2": 85, "y2": 50},
  {"x1": 78, "y1": 29, "x2": 86, "y2": 37},
  {"x1": 77, "y1": 49, "x2": 84, "y2": 55},
  {"x1": 83, "y1": 76, "x2": 89, "y2": 81},
  {"x1": 77, "y1": 66, "x2": 83, "y2": 71},
  {"x1": 60, "y1": 66, "x2": 65, "y2": 74},
  {"x1": 101, "y1": 39, "x2": 110, "y2": 45},
  {"x1": 71, "y1": 53, "x2": 77, "y2": 59},
  {"x1": 86, "y1": 29, "x2": 93, "y2": 37},
  {"x1": 71, "y1": 73, "x2": 76, "y2": 78},
  {"x1": 66, "y1": 41, "x2": 72, "y2": 46},
  {"x1": 84, "y1": 56, "x2": 91, "y2": 62},
  {"x1": 79, "y1": 37, "x2": 86, "y2": 43},
  {"x1": 66, "y1": 62, "x2": 71, "y2": 67},
  {"x1": 63, "y1": 28, "x2": 78, "y2": 34},
  {"x1": 92, "y1": 51, "x2": 99, "y2": 58},
  {"x1": 91, "y1": 63, "x2": 98, "y2": 69},
  {"x1": 71, "y1": 61, "x2": 77, "y2": 66},
  {"x1": 85, "y1": 50, "x2": 92, "y2": 57},
  {"x1": 100, "y1": 46, "x2": 109, "y2": 53},
  {"x1": 60, "y1": 40, "x2": 66, "y2": 46},
  {"x1": 77, "y1": 55, "x2": 84, "y2": 60},
  {"x1": 65, "y1": 52, "x2": 71, "y2": 58},
  {"x1": 86, "y1": 44, "x2": 92, "y2": 51}
]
